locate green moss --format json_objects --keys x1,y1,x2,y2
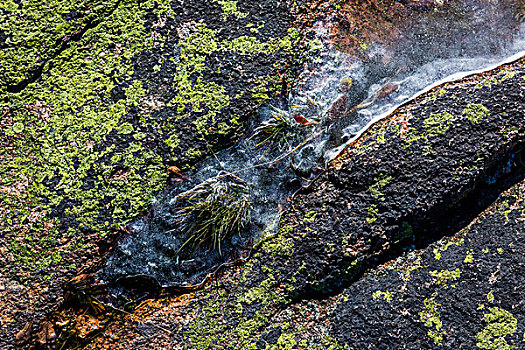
[
  {"x1": 164, "y1": 133, "x2": 180, "y2": 150},
  {"x1": 3, "y1": 0, "x2": 307, "y2": 304},
  {"x1": 423, "y1": 112, "x2": 454, "y2": 137},
  {"x1": 401, "y1": 127, "x2": 424, "y2": 148},
  {"x1": 487, "y1": 291, "x2": 495, "y2": 303},
  {"x1": 475, "y1": 79, "x2": 498, "y2": 89},
  {"x1": 419, "y1": 298, "x2": 446, "y2": 346},
  {"x1": 168, "y1": 25, "x2": 230, "y2": 132},
  {"x1": 372, "y1": 290, "x2": 393, "y2": 302},
  {"x1": 223, "y1": 35, "x2": 267, "y2": 54},
  {"x1": 476, "y1": 307, "x2": 517, "y2": 350},
  {"x1": 125, "y1": 80, "x2": 146, "y2": 106},
  {"x1": 463, "y1": 103, "x2": 490, "y2": 123},
  {"x1": 429, "y1": 268, "x2": 461, "y2": 289},
  {"x1": 499, "y1": 72, "x2": 516, "y2": 82},
  {"x1": 221, "y1": 28, "x2": 300, "y2": 56}
]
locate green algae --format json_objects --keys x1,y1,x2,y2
[
  {"x1": 400, "y1": 111, "x2": 455, "y2": 148},
  {"x1": 264, "y1": 332, "x2": 297, "y2": 350},
  {"x1": 181, "y1": 219, "x2": 302, "y2": 348},
  {"x1": 400, "y1": 257, "x2": 423, "y2": 281}
]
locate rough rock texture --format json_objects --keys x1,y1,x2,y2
[
  {"x1": 329, "y1": 179, "x2": 525, "y2": 349},
  {"x1": 0, "y1": 0, "x2": 307, "y2": 347},
  {"x1": 2, "y1": 0, "x2": 525, "y2": 349},
  {"x1": 70, "y1": 57, "x2": 525, "y2": 349},
  {"x1": 86, "y1": 176, "x2": 525, "y2": 349}
]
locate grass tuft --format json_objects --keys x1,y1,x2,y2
[
  {"x1": 174, "y1": 174, "x2": 251, "y2": 254},
  {"x1": 251, "y1": 107, "x2": 298, "y2": 148}
]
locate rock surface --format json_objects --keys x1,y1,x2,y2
[
  {"x1": 2, "y1": 0, "x2": 525, "y2": 349},
  {"x1": 1, "y1": 0, "x2": 307, "y2": 347}
]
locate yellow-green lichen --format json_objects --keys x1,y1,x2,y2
[
  {"x1": 214, "y1": 0, "x2": 248, "y2": 20},
  {"x1": 419, "y1": 298, "x2": 446, "y2": 346},
  {"x1": 2, "y1": 0, "x2": 306, "y2": 276},
  {"x1": 463, "y1": 103, "x2": 490, "y2": 123},
  {"x1": 424, "y1": 112, "x2": 454, "y2": 137},
  {"x1": 2, "y1": 0, "x2": 174, "y2": 272},
  {"x1": 487, "y1": 291, "x2": 495, "y2": 303},
  {"x1": 372, "y1": 290, "x2": 393, "y2": 302},
  {"x1": 366, "y1": 204, "x2": 379, "y2": 224},
  {"x1": 303, "y1": 210, "x2": 317, "y2": 223},
  {"x1": 0, "y1": 0, "x2": 121, "y2": 90},
  {"x1": 476, "y1": 307, "x2": 517, "y2": 350},
  {"x1": 429, "y1": 268, "x2": 461, "y2": 289},
  {"x1": 433, "y1": 238, "x2": 464, "y2": 260},
  {"x1": 368, "y1": 173, "x2": 392, "y2": 201},
  {"x1": 265, "y1": 332, "x2": 297, "y2": 350},
  {"x1": 464, "y1": 250, "x2": 474, "y2": 263}
]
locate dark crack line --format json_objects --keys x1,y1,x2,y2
[{"x1": 290, "y1": 141, "x2": 525, "y2": 304}]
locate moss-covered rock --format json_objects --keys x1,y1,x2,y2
[{"x1": 0, "y1": 0, "x2": 308, "y2": 347}]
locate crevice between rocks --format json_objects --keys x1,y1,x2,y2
[{"x1": 293, "y1": 139, "x2": 525, "y2": 303}]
